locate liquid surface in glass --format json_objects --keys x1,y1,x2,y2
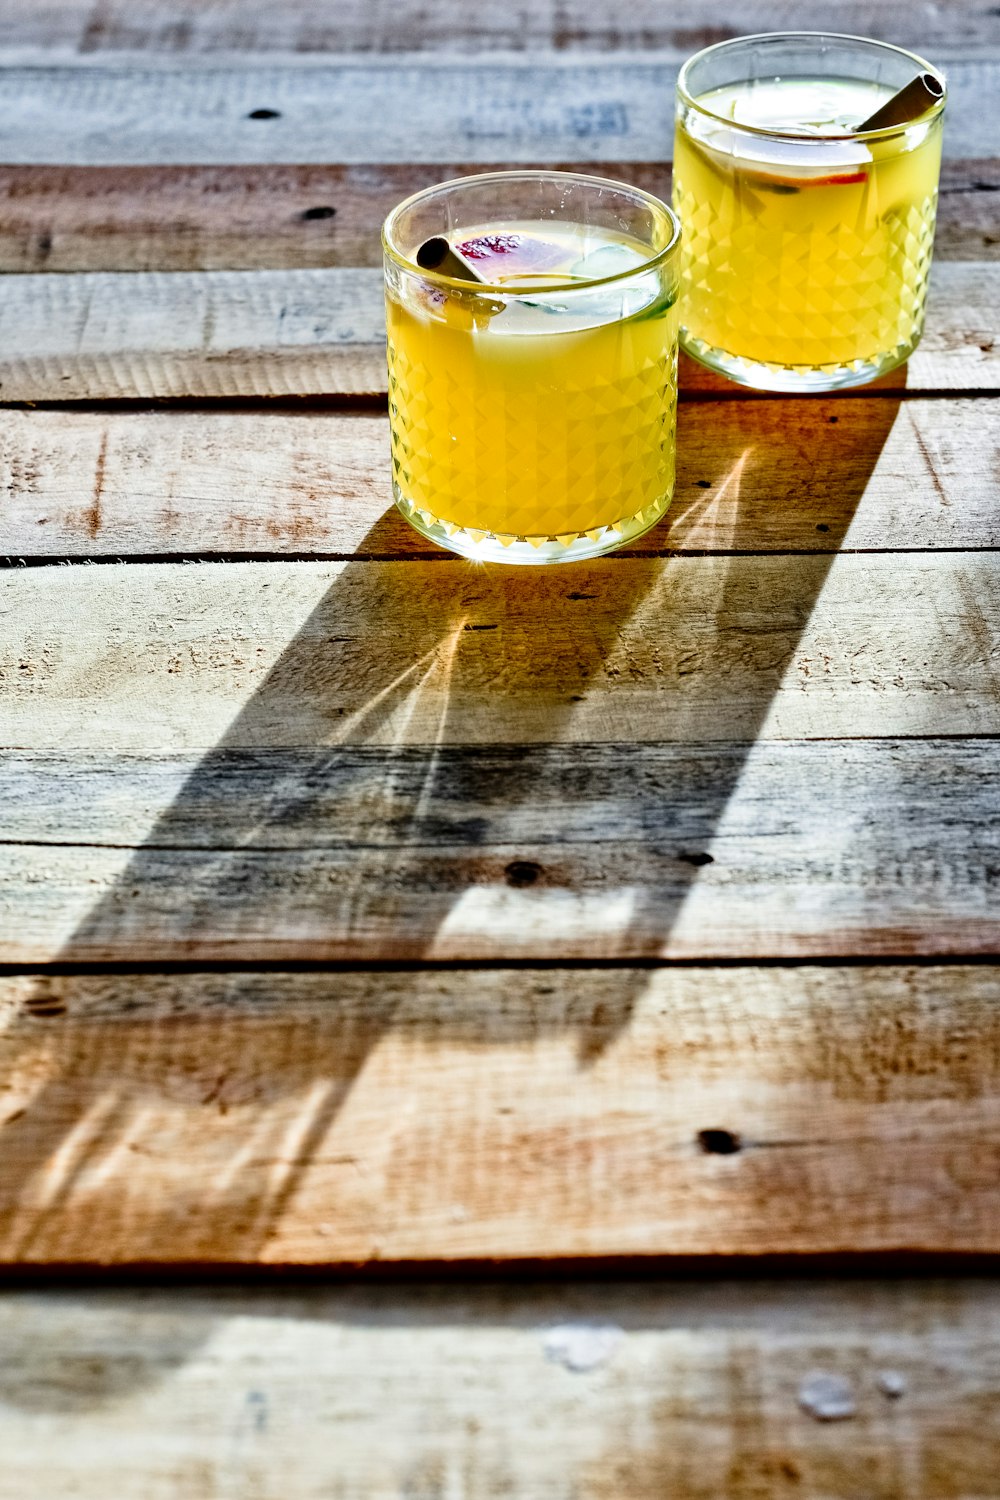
[
  {"x1": 386, "y1": 221, "x2": 678, "y2": 545},
  {"x1": 674, "y1": 76, "x2": 943, "y2": 372}
]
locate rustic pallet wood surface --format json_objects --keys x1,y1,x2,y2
[
  {"x1": 1, "y1": 159, "x2": 997, "y2": 273},
  {"x1": 3, "y1": 399, "x2": 999, "y2": 556},
  {"x1": 2, "y1": 261, "x2": 998, "y2": 399},
  {"x1": 1, "y1": 0, "x2": 996, "y2": 54},
  {"x1": 1, "y1": 0, "x2": 999, "y2": 1493},
  {"x1": 1, "y1": 1280, "x2": 999, "y2": 1500},
  {"x1": 2, "y1": 966, "x2": 999, "y2": 1262}
]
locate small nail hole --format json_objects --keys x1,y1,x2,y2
[
  {"x1": 301, "y1": 205, "x2": 336, "y2": 221},
  {"x1": 698, "y1": 1128, "x2": 741, "y2": 1155},
  {"x1": 505, "y1": 860, "x2": 542, "y2": 888},
  {"x1": 24, "y1": 998, "x2": 67, "y2": 1018},
  {"x1": 678, "y1": 850, "x2": 714, "y2": 867},
  {"x1": 248, "y1": 108, "x2": 281, "y2": 120}
]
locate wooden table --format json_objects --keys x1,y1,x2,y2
[{"x1": 1, "y1": 2, "x2": 999, "y2": 1493}]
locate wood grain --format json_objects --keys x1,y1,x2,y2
[
  {"x1": 2, "y1": 1281, "x2": 999, "y2": 1498},
  {"x1": 3, "y1": 556, "x2": 999, "y2": 752},
  {"x1": 0, "y1": 59, "x2": 991, "y2": 165},
  {"x1": 2, "y1": 966, "x2": 1000, "y2": 1261},
  {"x1": 0, "y1": 0, "x2": 995, "y2": 54},
  {"x1": 2, "y1": 739, "x2": 998, "y2": 962},
  {"x1": 3, "y1": 398, "x2": 997, "y2": 560},
  {"x1": 1, "y1": 160, "x2": 996, "y2": 274},
  {"x1": 0, "y1": 266, "x2": 386, "y2": 400},
  {"x1": 0, "y1": 263, "x2": 996, "y2": 401}
]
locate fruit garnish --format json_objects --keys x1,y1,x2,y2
[
  {"x1": 455, "y1": 232, "x2": 567, "y2": 277},
  {"x1": 745, "y1": 167, "x2": 868, "y2": 193},
  {"x1": 812, "y1": 171, "x2": 868, "y2": 186},
  {"x1": 458, "y1": 233, "x2": 524, "y2": 259}
]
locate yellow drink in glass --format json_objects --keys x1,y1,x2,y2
[
  {"x1": 383, "y1": 173, "x2": 681, "y2": 564},
  {"x1": 673, "y1": 35, "x2": 946, "y2": 391}
]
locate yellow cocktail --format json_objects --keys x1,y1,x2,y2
[
  {"x1": 383, "y1": 173, "x2": 681, "y2": 564},
  {"x1": 673, "y1": 35, "x2": 946, "y2": 390}
]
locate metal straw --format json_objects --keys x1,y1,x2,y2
[
  {"x1": 859, "y1": 72, "x2": 944, "y2": 132},
  {"x1": 416, "y1": 236, "x2": 486, "y2": 281}
]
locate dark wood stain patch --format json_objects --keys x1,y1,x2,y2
[{"x1": 87, "y1": 429, "x2": 108, "y2": 538}]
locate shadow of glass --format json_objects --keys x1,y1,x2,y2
[{"x1": 3, "y1": 390, "x2": 903, "y2": 1404}]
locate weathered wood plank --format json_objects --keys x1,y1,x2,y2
[
  {"x1": 0, "y1": 266, "x2": 387, "y2": 400},
  {"x1": 0, "y1": 0, "x2": 994, "y2": 55},
  {"x1": 0, "y1": 59, "x2": 991, "y2": 165},
  {"x1": 1, "y1": 740, "x2": 998, "y2": 962},
  {"x1": 937, "y1": 160, "x2": 1000, "y2": 262},
  {"x1": 2, "y1": 1284, "x2": 999, "y2": 1500},
  {"x1": 1, "y1": 967, "x2": 999, "y2": 1260},
  {"x1": 3, "y1": 399, "x2": 997, "y2": 560},
  {"x1": 2, "y1": 557, "x2": 998, "y2": 754},
  {"x1": 1, "y1": 160, "x2": 996, "y2": 274},
  {"x1": 0, "y1": 263, "x2": 996, "y2": 401}
]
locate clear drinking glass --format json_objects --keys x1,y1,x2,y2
[
  {"x1": 383, "y1": 171, "x2": 681, "y2": 564},
  {"x1": 673, "y1": 33, "x2": 946, "y2": 391}
]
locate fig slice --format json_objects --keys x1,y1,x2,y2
[{"x1": 456, "y1": 232, "x2": 568, "y2": 276}]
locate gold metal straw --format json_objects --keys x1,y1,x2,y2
[{"x1": 859, "y1": 72, "x2": 944, "y2": 131}]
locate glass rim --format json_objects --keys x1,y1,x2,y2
[
  {"x1": 381, "y1": 169, "x2": 682, "y2": 297},
  {"x1": 676, "y1": 31, "x2": 947, "y2": 144}
]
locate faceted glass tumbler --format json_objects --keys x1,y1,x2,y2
[
  {"x1": 673, "y1": 33, "x2": 947, "y2": 392},
  {"x1": 382, "y1": 171, "x2": 681, "y2": 564}
]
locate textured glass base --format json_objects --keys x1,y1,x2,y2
[
  {"x1": 681, "y1": 330, "x2": 917, "y2": 393},
  {"x1": 394, "y1": 484, "x2": 673, "y2": 564}
]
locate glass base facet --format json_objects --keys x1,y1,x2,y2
[
  {"x1": 681, "y1": 329, "x2": 918, "y2": 393},
  {"x1": 393, "y1": 483, "x2": 673, "y2": 564}
]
